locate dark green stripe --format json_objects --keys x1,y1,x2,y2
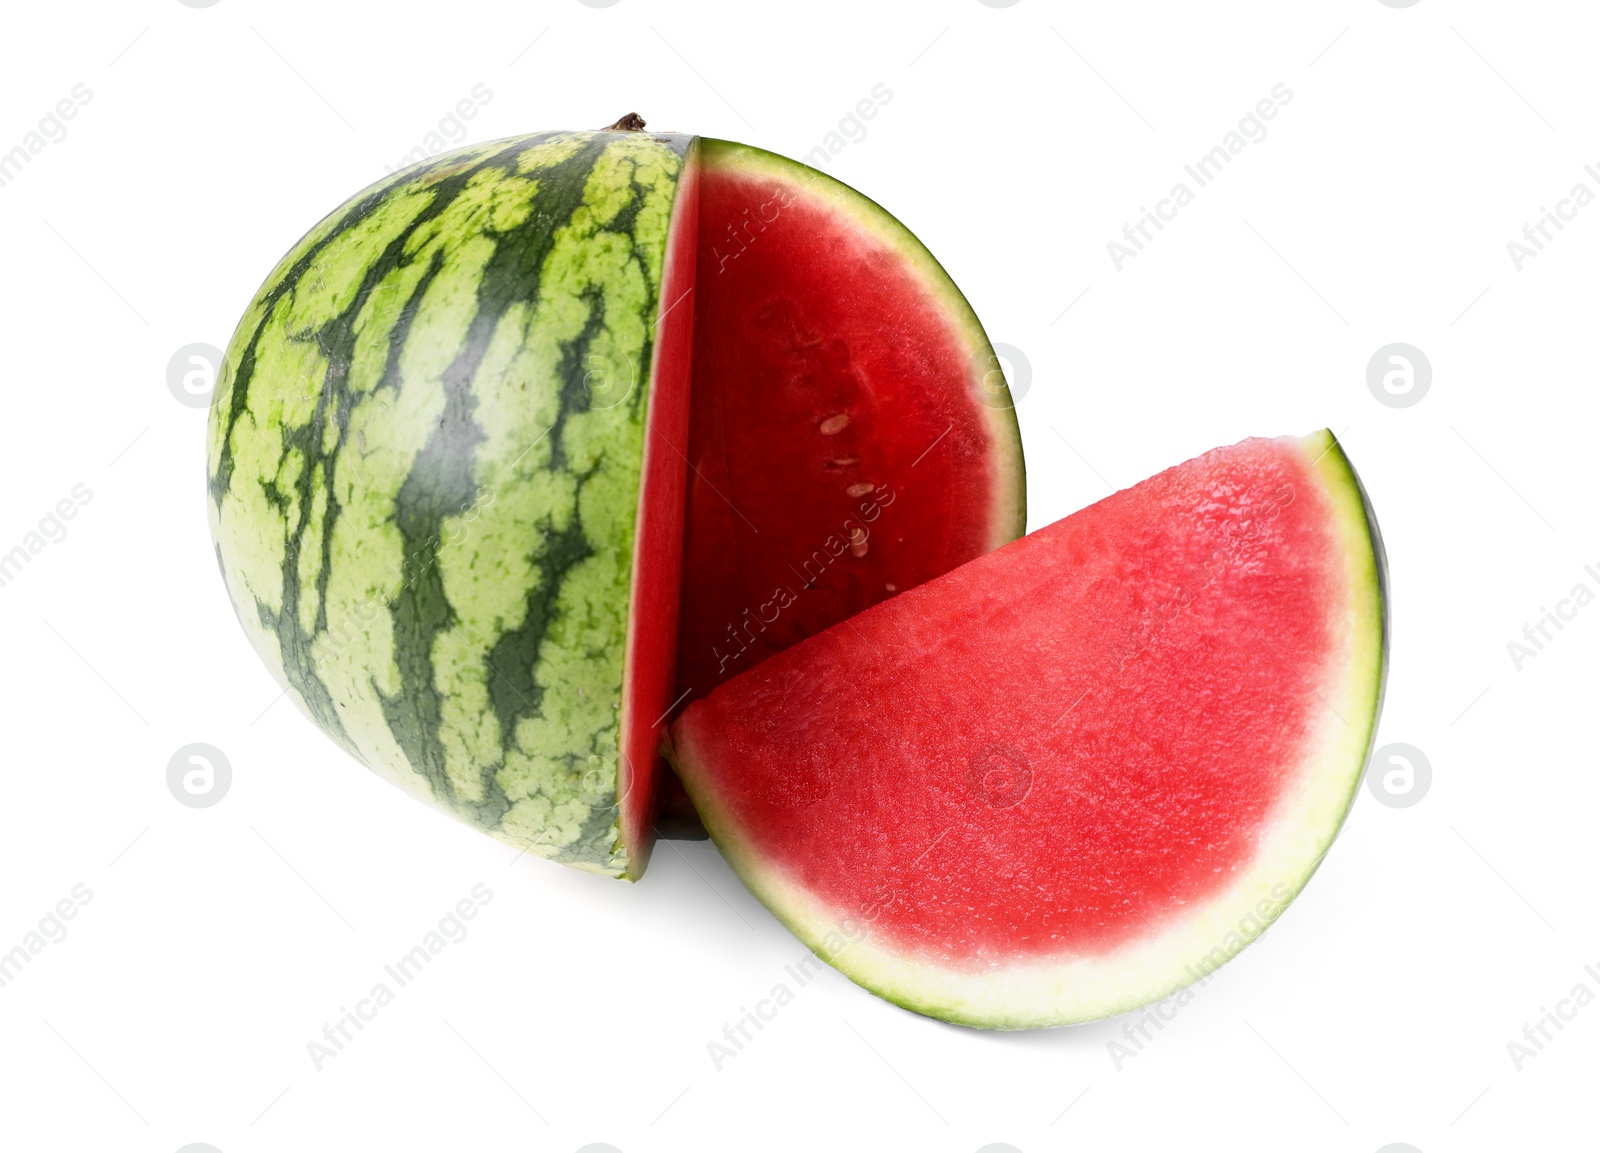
[
  {"x1": 239, "y1": 147, "x2": 536, "y2": 752},
  {"x1": 377, "y1": 133, "x2": 615, "y2": 817}
]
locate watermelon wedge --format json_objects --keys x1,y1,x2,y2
[
  {"x1": 668, "y1": 431, "x2": 1387, "y2": 1028},
  {"x1": 207, "y1": 122, "x2": 1022, "y2": 877}
]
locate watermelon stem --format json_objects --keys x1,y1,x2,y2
[{"x1": 604, "y1": 112, "x2": 647, "y2": 131}]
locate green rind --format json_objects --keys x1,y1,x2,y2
[
  {"x1": 208, "y1": 130, "x2": 691, "y2": 877},
  {"x1": 670, "y1": 430, "x2": 1387, "y2": 1028},
  {"x1": 697, "y1": 138, "x2": 1027, "y2": 547}
]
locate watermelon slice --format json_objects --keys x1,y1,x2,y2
[{"x1": 668, "y1": 431, "x2": 1387, "y2": 1028}]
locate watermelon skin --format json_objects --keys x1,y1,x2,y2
[
  {"x1": 669, "y1": 431, "x2": 1386, "y2": 1028},
  {"x1": 208, "y1": 130, "x2": 693, "y2": 877}
]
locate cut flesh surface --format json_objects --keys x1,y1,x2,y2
[
  {"x1": 615, "y1": 151, "x2": 699, "y2": 871},
  {"x1": 673, "y1": 140, "x2": 1023, "y2": 706},
  {"x1": 628, "y1": 138, "x2": 1027, "y2": 845},
  {"x1": 669, "y1": 432, "x2": 1387, "y2": 1027}
]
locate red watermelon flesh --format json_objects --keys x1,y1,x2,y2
[
  {"x1": 668, "y1": 432, "x2": 1386, "y2": 1028},
  {"x1": 674, "y1": 143, "x2": 1022, "y2": 705},
  {"x1": 635, "y1": 139, "x2": 1026, "y2": 841}
]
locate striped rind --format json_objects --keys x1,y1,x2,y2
[
  {"x1": 672, "y1": 430, "x2": 1387, "y2": 1028},
  {"x1": 697, "y1": 138, "x2": 1027, "y2": 546},
  {"x1": 207, "y1": 131, "x2": 691, "y2": 877}
]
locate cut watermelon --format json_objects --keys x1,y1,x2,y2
[
  {"x1": 669, "y1": 431, "x2": 1387, "y2": 1028},
  {"x1": 207, "y1": 124, "x2": 1023, "y2": 878}
]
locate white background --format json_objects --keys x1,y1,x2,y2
[{"x1": 0, "y1": 2, "x2": 1593, "y2": 1151}]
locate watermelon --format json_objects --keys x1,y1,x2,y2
[
  {"x1": 206, "y1": 119, "x2": 1023, "y2": 878},
  {"x1": 668, "y1": 431, "x2": 1387, "y2": 1028}
]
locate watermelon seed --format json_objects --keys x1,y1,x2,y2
[
  {"x1": 849, "y1": 527, "x2": 869, "y2": 558},
  {"x1": 819, "y1": 413, "x2": 851, "y2": 435},
  {"x1": 885, "y1": 582, "x2": 897, "y2": 592},
  {"x1": 846, "y1": 482, "x2": 876, "y2": 497},
  {"x1": 825, "y1": 456, "x2": 860, "y2": 469}
]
